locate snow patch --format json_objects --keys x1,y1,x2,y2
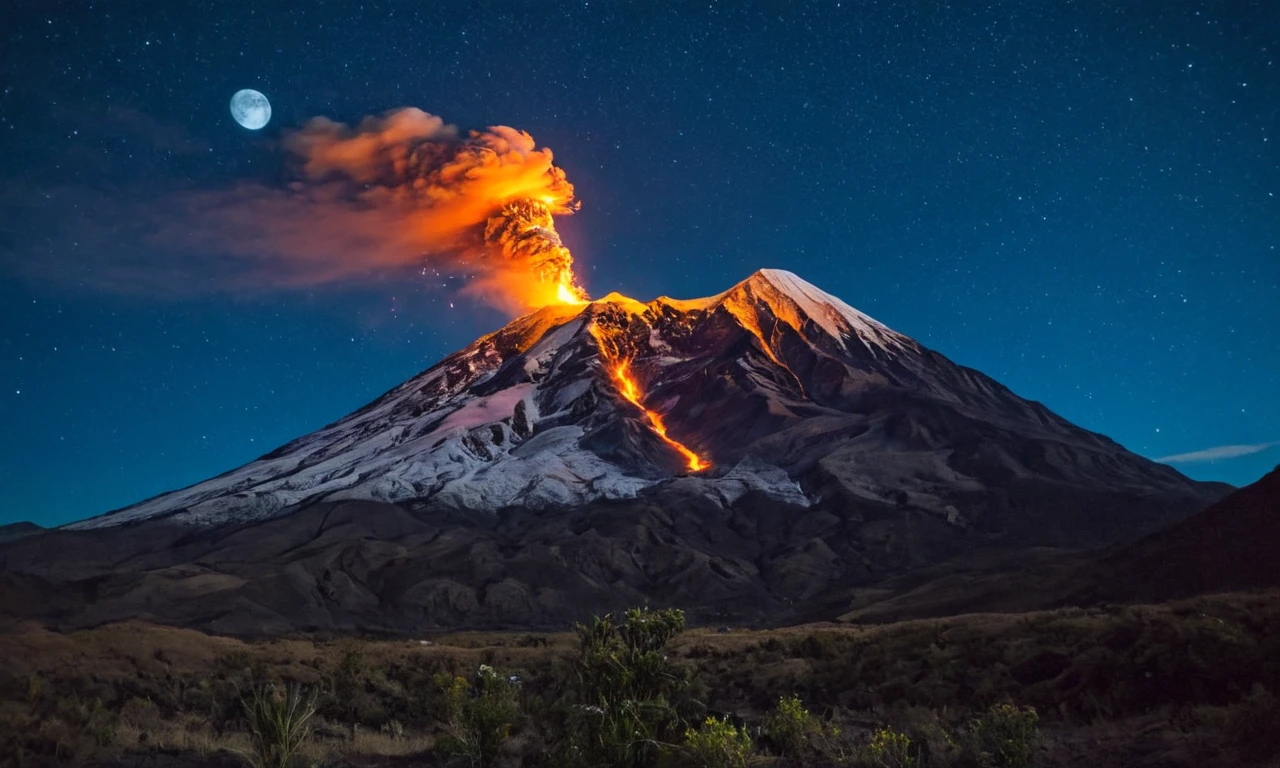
[{"x1": 434, "y1": 384, "x2": 535, "y2": 435}]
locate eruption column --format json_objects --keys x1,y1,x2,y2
[
  {"x1": 483, "y1": 199, "x2": 588, "y2": 307},
  {"x1": 226, "y1": 108, "x2": 595, "y2": 313}
]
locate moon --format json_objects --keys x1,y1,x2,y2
[{"x1": 230, "y1": 89, "x2": 271, "y2": 130}]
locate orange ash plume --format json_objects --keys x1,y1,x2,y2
[
  {"x1": 482, "y1": 199, "x2": 589, "y2": 307},
  {"x1": 164, "y1": 108, "x2": 589, "y2": 312},
  {"x1": 590, "y1": 324, "x2": 708, "y2": 473}
]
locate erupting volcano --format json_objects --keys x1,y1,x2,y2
[
  {"x1": 211, "y1": 104, "x2": 721, "y2": 475},
  {"x1": 31, "y1": 268, "x2": 1227, "y2": 632},
  {"x1": 68, "y1": 269, "x2": 1216, "y2": 540}
]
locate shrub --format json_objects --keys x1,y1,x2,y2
[
  {"x1": 895, "y1": 707, "x2": 960, "y2": 768},
  {"x1": 327, "y1": 640, "x2": 380, "y2": 730},
  {"x1": 435, "y1": 664, "x2": 520, "y2": 767},
  {"x1": 219, "y1": 649, "x2": 270, "y2": 685},
  {"x1": 764, "y1": 694, "x2": 847, "y2": 762},
  {"x1": 964, "y1": 704, "x2": 1039, "y2": 768},
  {"x1": 25, "y1": 674, "x2": 43, "y2": 707},
  {"x1": 240, "y1": 683, "x2": 318, "y2": 768},
  {"x1": 1225, "y1": 684, "x2": 1280, "y2": 761},
  {"x1": 798, "y1": 632, "x2": 839, "y2": 660},
  {"x1": 868, "y1": 727, "x2": 916, "y2": 768},
  {"x1": 335, "y1": 641, "x2": 366, "y2": 689},
  {"x1": 119, "y1": 696, "x2": 164, "y2": 746},
  {"x1": 39, "y1": 694, "x2": 120, "y2": 762},
  {"x1": 380, "y1": 718, "x2": 405, "y2": 740},
  {"x1": 684, "y1": 715, "x2": 753, "y2": 768},
  {"x1": 565, "y1": 607, "x2": 693, "y2": 768},
  {"x1": 765, "y1": 694, "x2": 819, "y2": 755}
]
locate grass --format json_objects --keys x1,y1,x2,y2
[
  {"x1": 0, "y1": 591, "x2": 1277, "y2": 766},
  {"x1": 241, "y1": 684, "x2": 318, "y2": 768},
  {"x1": 337, "y1": 727, "x2": 434, "y2": 758}
]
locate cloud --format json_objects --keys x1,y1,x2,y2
[
  {"x1": 1156, "y1": 441, "x2": 1280, "y2": 464},
  {"x1": 0, "y1": 107, "x2": 589, "y2": 314},
  {"x1": 181, "y1": 107, "x2": 590, "y2": 312}
]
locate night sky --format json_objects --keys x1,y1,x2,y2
[{"x1": 2, "y1": 1, "x2": 1277, "y2": 527}]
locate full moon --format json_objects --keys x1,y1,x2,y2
[{"x1": 230, "y1": 89, "x2": 271, "y2": 130}]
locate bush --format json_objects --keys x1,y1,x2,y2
[
  {"x1": 895, "y1": 708, "x2": 960, "y2": 768},
  {"x1": 868, "y1": 727, "x2": 916, "y2": 768},
  {"x1": 25, "y1": 674, "x2": 42, "y2": 707},
  {"x1": 565, "y1": 607, "x2": 693, "y2": 768},
  {"x1": 765, "y1": 694, "x2": 818, "y2": 755},
  {"x1": 240, "y1": 683, "x2": 318, "y2": 768},
  {"x1": 380, "y1": 718, "x2": 405, "y2": 740},
  {"x1": 964, "y1": 704, "x2": 1038, "y2": 768},
  {"x1": 435, "y1": 664, "x2": 520, "y2": 767},
  {"x1": 764, "y1": 694, "x2": 847, "y2": 762},
  {"x1": 798, "y1": 632, "x2": 838, "y2": 660},
  {"x1": 119, "y1": 696, "x2": 165, "y2": 746},
  {"x1": 1225, "y1": 684, "x2": 1280, "y2": 761},
  {"x1": 327, "y1": 640, "x2": 380, "y2": 730},
  {"x1": 684, "y1": 716, "x2": 753, "y2": 768}
]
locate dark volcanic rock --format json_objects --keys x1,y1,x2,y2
[
  {"x1": 1075, "y1": 465, "x2": 1280, "y2": 604},
  {"x1": 0, "y1": 270, "x2": 1228, "y2": 633},
  {"x1": 0, "y1": 522, "x2": 43, "y2": 544}
]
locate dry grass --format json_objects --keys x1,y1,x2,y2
[
  {"x1": 2, "y1": 592, "x2": 1279, "y2": 767},
  {"x1": 334, "y1": 727, "x2": 434, "y2": 758},
  {"x1": 0, "y1": 619, "x2": 575, "y2": 690},
  {"x1": 108, "y1": 719, "x2": 436, "y2": 765}
]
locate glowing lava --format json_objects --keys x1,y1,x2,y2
[
  {"x1": 483, "y1": 199, "x2": 590, "y2": 310},
  {"x1": 557, "y1": 281, "x2": 589, "y2": 305},
  {"x1": 609, "y1": 359, "x2": 708, "y2": 472},
  {"x1": 591, "y1": 323, "x2": 708, "y2": 473}
]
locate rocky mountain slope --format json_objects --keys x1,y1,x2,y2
[
  {"x1": 1079, "y1": 464, "x2": 1280, "y2": 603},
  {"x1": 836, "y1": 466, "x2": 1277, "y2": 624},
  {"x1": 0, "y1": 270, "x2": 1226, "y2": 632},
  {"x1": 0, "y1": 522, "x2": 43, "y2": 544}
]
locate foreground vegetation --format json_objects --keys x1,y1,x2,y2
[{"x1": 1, "y1": 591, "x2": 1279, "y2": 767}]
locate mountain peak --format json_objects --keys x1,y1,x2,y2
[
  {"x1": 718, "y1": 268, "x2": 909, "y2": 355},
  {"x1": 65, "y1": 269, "x2": 1216, "y2": 534},
  {"x1": 589, "y1": 291, "x2": 651, "y2": 315},
  {"x1": 576, "y1": 270, "x2": 902, "y2": 356}
]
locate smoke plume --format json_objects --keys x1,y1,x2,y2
[{"x1": 162, "y1": 108, "x2": 590, "y2": 313}]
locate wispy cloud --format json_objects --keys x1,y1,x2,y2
[{"x1": 1157, "y1": 441, "x2": 1280, "y2": 464}]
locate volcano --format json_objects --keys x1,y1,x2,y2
[{"x1": 1, "y1": 270, "x2": 1225, "y2": 632}]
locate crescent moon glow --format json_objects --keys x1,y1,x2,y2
[{"x1": 230, "y1": 89, "x2": 271, "y2": 130}]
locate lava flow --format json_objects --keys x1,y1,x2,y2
[{"x1": 590, "y1": 323, "x2": 708, "y2": 473}]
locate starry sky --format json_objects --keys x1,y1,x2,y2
[{"x1": 1, "y1": 0, "x2": 1277, "y2": 527}]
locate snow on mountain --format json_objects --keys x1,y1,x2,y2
[{"x1": 66, "y1": 269, "x2": 1210, "y2": 533}]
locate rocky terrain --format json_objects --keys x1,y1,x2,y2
[{"x1": 0, "y1": 270, "x2": 1227, "y2": 633}]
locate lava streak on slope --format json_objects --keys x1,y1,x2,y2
[{"x1": 589, "y1": 322, "x2": 708, "y2": 473}]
